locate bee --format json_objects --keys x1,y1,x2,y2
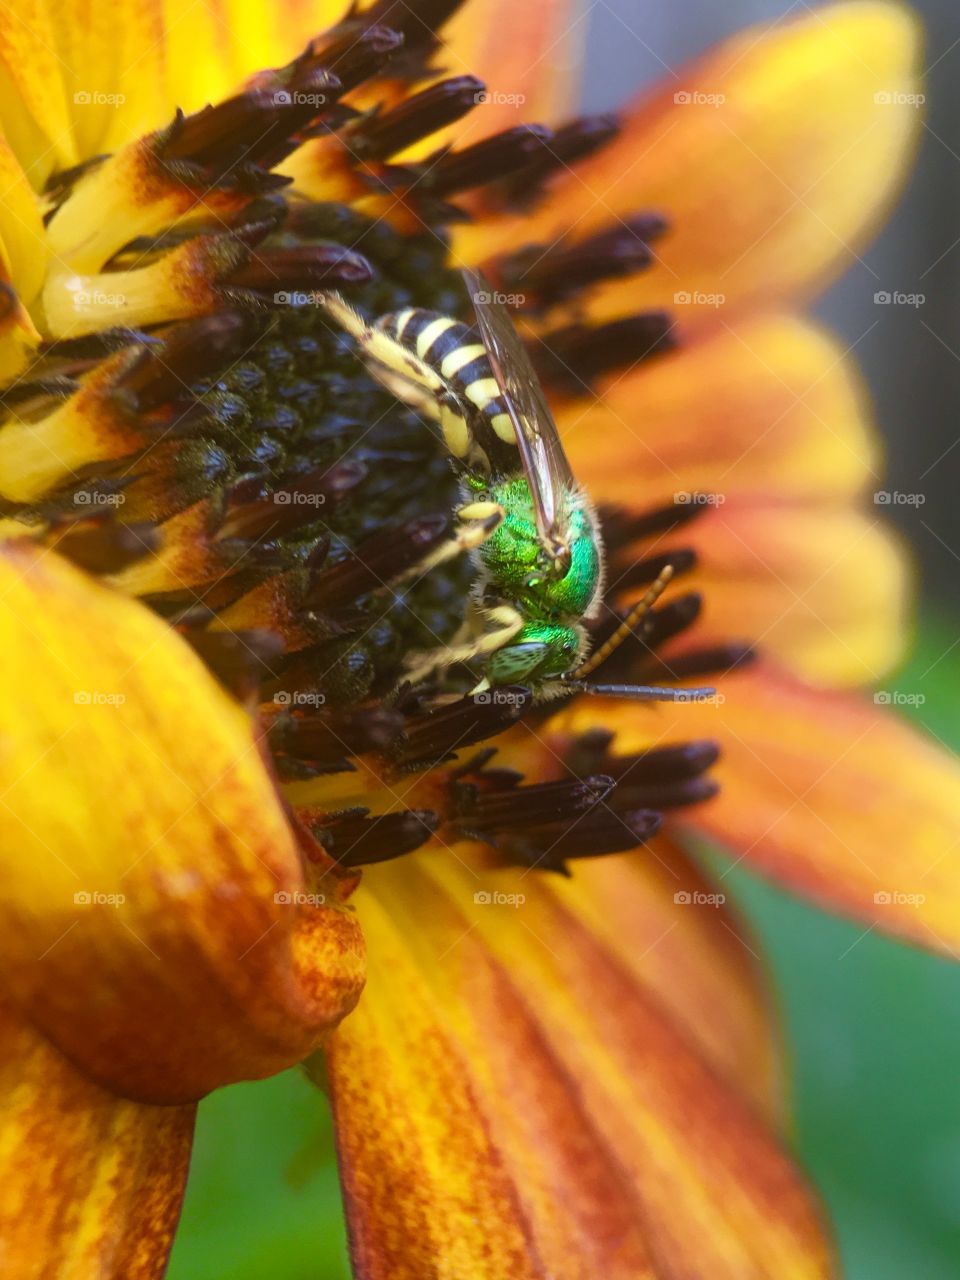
[{"x1": 319, "y1": 270, "x2": 712, "y2": 704}]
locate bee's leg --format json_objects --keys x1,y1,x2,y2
[
  {"x1": 320, "y1": 291, "x2": 447, "y2": 409},
  {"x1": 392, "y1": 501, "x2": 504, "y2": 585},
  {"x1": 319, "y1": 294, "x2": 479, "y2": 462},
  {"x1": 403, "y1": 604, "x2": 524, "y2": 688}
]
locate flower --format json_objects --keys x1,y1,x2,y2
[{"x1": 0, "y1": 0, "x2": 955, "y2": 1276}]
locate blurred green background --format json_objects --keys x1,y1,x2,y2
[{"x1": 167, "y1": 624, "x2": 960, "y2": 1279}]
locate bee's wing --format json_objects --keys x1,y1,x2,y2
[{"x1": 462, "y1": 270, "x2": 575, "y2": 559}]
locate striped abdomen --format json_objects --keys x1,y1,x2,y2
[{"x1": 377, "y1": 308, "x2": 518, "y2": 472}]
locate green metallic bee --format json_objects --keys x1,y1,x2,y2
[{"x1": 319, "y1": 270, "x2": 711, "y2": 704}]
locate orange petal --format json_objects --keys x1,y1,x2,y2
[
  {"x1": 0, "y1": 543, "x2": 364, "y2": 1104},
  {"x1": 460, "y1": 2, "x2": 921, "y2": 318},
  {"x1": 445, "y1": 0, "x2": 581, "y2": 134},
  {"x1": 326, "y1": 849, "x2": 834, "y2": 1279},
  {"x1": 672, "y1": 500, "x2": 909, "y2": 686},
  {"x1": 566, "y1": 662, "x2": 960, "y2": 958},
  {"x1": 0, "y1": 998, "x2": 194, "y2": 1279},
  {"x1": 564, "y1": 314, "x2": 881, "y2": 509}
]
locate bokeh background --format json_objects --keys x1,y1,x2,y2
[{"x1": 168, "y1": 3, "x2": 960, "y2": 1276}]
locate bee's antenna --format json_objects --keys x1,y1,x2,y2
[
  {"x1": 574, "y1": 563, "x2": 676, "y2": 679},
  {"x1": 558, "y1": 681, "x2": 716, "y2": 702}
]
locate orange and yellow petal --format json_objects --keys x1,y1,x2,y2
[
  {"x1": 326, "y1": 850, "x2": 834, "y2": 1280},
  {"x1": 462, "y1": 2, "x2": 921, "y2": 321},
  {"x1": 445, "y1": 0, "x2": 581, "y2": 135},
  {"x1": 564, "y1": 314, "x2": 881, "y2": 509},
  {"x1": 676, "y1": 501, "x2": 910, "y2": 686},
  {"x1": 0, "y1": 999, "x2": 193, "y2": 1279},
  {"x1": 0, "y1": 542, "x2": 364, "y2": 1105},
  {"x1": 562, "y1": 662, "x2": 960, "y2": 958}
]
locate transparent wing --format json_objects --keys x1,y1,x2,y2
[{"x1": 462, "y1": 269, "x2": 575, "y2": 563}]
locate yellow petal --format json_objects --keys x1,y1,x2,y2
[
  {"x1": 0, "y1": 998, "x2": 194, "y2": 1279},
  {"x1": 0, "y1": 542, "x2": 364, "y2": 1104},
  {"x1": 0, "y1": 1, "x2": 78, "y2": 180},
  {"x1": 461, "y1": 2, "x2": 922, "y2": 318},
  {"x1": 0, "y1": 0, "x2": 348, "y2": 177},
  {"x1": 326, "y1": 849, "x2": 833, "y2": 1279},
  {"x1": 0, "y1": 134, "x2": 48, "y2": 308}
]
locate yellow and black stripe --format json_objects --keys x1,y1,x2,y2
[{"x1": 376, "y1": 308, "x2": 518, "y2": 472}]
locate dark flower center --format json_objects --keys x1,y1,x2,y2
[{"x1": 1, "y1": 1, "x2": 752, "y2": 877}]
